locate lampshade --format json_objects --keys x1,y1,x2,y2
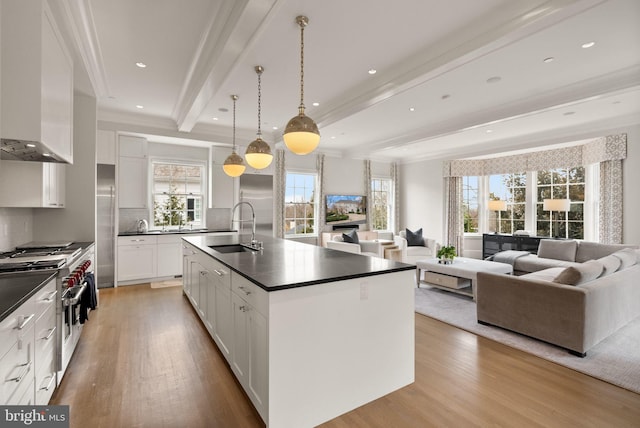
[
  {"x1": 223, "y1": 94, "x2": 245, "y2": 178},
  {"x1": 245, "y1": 65, "x2": 272, "y2": 169},
  {"x1": 488, "y1": 200, "x2": 507, "y2": 211},
  {"x1": 283, "y1": 15, "x2": 320, "y2": 156},
  {"x1": 543, "y1": 198, "x2": 571, "y2": 212}
]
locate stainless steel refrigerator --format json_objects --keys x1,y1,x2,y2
[
  {"x1": 239, "y1": 174, "x2": 273, "y2": 236},
  {"x1": 96, "y1": 164, "x2": 116, "y2": 288}
]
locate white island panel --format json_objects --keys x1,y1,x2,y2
[{"x1": 268, "y1": 270, "x2": 415, "y2": 427}]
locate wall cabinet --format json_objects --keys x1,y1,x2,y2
[
  {"x1": 1, "y1": 0, "x2": 73, "y2": 163},
  {"x1": 118, "y1": 136, "x2": 148, "y2": 209},
  {"x1": 0, "y1": 161, "x2": 65, "y2": 208},
  {"x1": 97, "y1": 130, "x2": 117, "y2": 165}
]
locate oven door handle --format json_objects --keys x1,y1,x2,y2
[{"x1": 63, "y1": 284, "x2": 87, "y2": 307}]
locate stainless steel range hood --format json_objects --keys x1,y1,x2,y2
[{"x1": 1, "y1": 138, "x2": 68, "y2": 163}]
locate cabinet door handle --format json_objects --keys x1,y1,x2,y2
[
  {"x1": 39, "y1": 374, "x2": 56, "y2": 391},
  {"x1": 239, "y1": 305, "x2": 249, "y2": 312},
  {"x1": 42, "y1": 290, "x2": 58, "y2": 302},
  {"x1": 15, "y1": 314, "x2": 35, "y2": 330},
  {"x1": 42, "y1": 326, "x2": 57, "y2": 341},
  {"x1": 238, "y1": 286, "x2": 251, "y2": 295},
  {"x1": 213, "y1": 269, "x2": 226, "y2": 276},
  {"x1": 200, "y1": 271, "x2": 208, "y2": 276},
  {"x1": 7, "y1": 361, "x2": 32, "y2": 383}
]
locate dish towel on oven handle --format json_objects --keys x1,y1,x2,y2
[{"x1": 79, "y1": 272, "x2": 97, "y2": 324}]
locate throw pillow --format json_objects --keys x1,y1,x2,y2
[
  {"x1": 405, "y1": 228, "x2": 425, "y2": 247},
  {"x1": 597, "y1": 254, "x2": 621, "y2": 277},
  {"x1": 611, "y1": 248, "x2": 637, "y2": 271},
  {"x1": 552, "y1": 260, "x2": 604, "y2": 286},
  {"x1": 537, "y1": 239, "x2": 578, "y2": 262},
  {"x1": 342, "y1": 229, "x2": 359, "y2": 245}
]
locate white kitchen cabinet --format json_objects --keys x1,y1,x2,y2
[
  {"x1": 33, "y1": 279, "x2": 57, "y2": 405},
  {"x1": 116, "y1": 236, "x2": 157, "y2": 282},
  {"x1": 213, "y1": 270, "x2": 233, "y2": 359},
  {"x1": 118, "y1": 136, "x2": 148, "y2": 209},
  {"x1": 182, "y1": 243, "x2": 197, "y2": 300},
  {"x1": 156, "y1": 235, "x2": 183, "y2": 278},
  {"x1": 0, "y1": 160, "x2": 65, "y2": 208},
  {"x1": 194, "y1": 261, "x2": 210, "y2": 322},
  {"x1": 231, "y1": 273, "x2": 268, "y2": 418},
  {"x1": 1, "y1": 0, "x2": 73, "y2": 163},
  {"x1": 97, "y1": 130, "x2": 117, "y2": 165}
]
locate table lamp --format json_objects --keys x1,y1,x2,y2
[
  {"x1": 543, "y1": 198, "x2": 570, "y2": 238},
  {"x1": 488, "y1": 200, "x2": 507, "y2": 234}
]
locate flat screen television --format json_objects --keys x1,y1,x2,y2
[{"x1": 325, "y1": 195, "x2": 367, "y2": 228}]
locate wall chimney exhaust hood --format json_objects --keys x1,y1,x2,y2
[{"x1": 1, "y1": 138, "x2": 68, "y2": 163}]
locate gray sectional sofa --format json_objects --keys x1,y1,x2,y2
[{"x1": 476, "y1": 240, "x2": 640, "y2": 356}]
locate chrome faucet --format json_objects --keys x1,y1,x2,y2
[{"x1": 231, "y1": 202, "x2": 258, "y2": 248}]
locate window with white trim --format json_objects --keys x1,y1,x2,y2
[
  {"x1": 371, "y1": 177, "x2": 393, "y2": 231},
  {"x1": 284, "y1": 172, "x2": 317, "y2": 235},
  {"x1": 151, "y1": 161, "x2": 205, "y2": 229}
]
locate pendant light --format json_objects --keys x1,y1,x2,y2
[
  {"x1": 245, "y1": 65, "x2": 273, "y2": 169},
  {"x1": 283, "y1": 15, "x2": 320, "y2": 155},
  {"x1": 223, "y1": 95, "x2": 246, "y2": 177}
]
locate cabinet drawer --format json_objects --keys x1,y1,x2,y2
[
  {"x1": 35, "y1": 346, "x2": 56, "y2": 405},
  {"x1": 0, "y1": 323, "x2": 34, "y2": 405},
  {"x1": 232, "y1": 273, "x2": 268, "y2": 316},
  {"x1": 34, "y1": 279, "x2": 57, "y2": 318},
  {"x1": 35, "y1": 304, "x2": 57, "y2": 364},
  {"x1": 118, "y1": 236, "x2": 157, "y2": 246},
  {"x1": 0, "y1": 296, "x2": 37, "y2": 361}
]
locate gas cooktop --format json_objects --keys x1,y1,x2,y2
[{"x1": 0, "y1": 243, "x2": 80, "y2": 272}]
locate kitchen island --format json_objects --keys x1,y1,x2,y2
[{"x1": 182, "y1": 234, "x2": 415, "y2": 428}]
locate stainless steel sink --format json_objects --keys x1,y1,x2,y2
[{"x1": 209, "y1": 244, "x2": 257, "y2": 254}]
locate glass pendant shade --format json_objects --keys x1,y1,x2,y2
[
  {"x1": 245, "y1": 136, "x2": 273, "y2": 169},
  {"x1": 223, "y1": 151, "x2": 246, "y2": 177},
  {"x1": 283, "y1": 109, "x2": 320, "y2": 155}
]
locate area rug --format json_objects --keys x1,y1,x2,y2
[
  {"x1": 150, "y1": 279, "x2": 183, "y2": 289},
  {"x1": 415, "y1": 286, "x2": 640, "y2": 394}
]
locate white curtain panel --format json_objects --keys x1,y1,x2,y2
[
  {"x1": 444, "y1": 176, "x2": 464, "y2": 255},
  {"x1": 391, "y1": 162, "x2": 400, "y2": 234},
  {"x1": 316, "y1": 154, "x2": 325, "y2": 233},
  {"x1": 274, "y1": 149, "x2": 286, "y2": 238},
  {"x1": 364, "y1": 160, "x2": 372, "y2": 231}
]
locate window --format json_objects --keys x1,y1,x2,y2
[
  {"x1": 371, "y1": 178, "x2": 393, "y2": 231},
  {"x1": 152, "y1": 161, "x2": 205, "y2": 229},
  {"x1": 285, "y1": 172, "x2": 316, "y2": 235},
  {"x1": 462, "y1": 176, "x2": 479, "y2": 233},
  {"x1": 536, "y1": 167, "x2": 585, "y2": 238},
  {"x1": 489, "y1": 173, "x2": 527, "y2": 234}
]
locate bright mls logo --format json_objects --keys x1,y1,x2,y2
[{"x1": 1, "y1": 406, "x2": 69, "y2": 427}]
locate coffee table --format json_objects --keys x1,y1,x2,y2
[{"x1": 416, "y1": 257, "x2": 513, "y2": 299}]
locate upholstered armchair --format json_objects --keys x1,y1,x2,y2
[
  {"x1": 394, "y1": 228, "x2": 440, "y2": 264},
  {"x1": 326, "y1": 234, "x2": 383, "y2": 257}
]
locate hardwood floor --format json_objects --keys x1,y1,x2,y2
[{"x1": 51, "y1": 284, "x2": 640, "y2": 428}]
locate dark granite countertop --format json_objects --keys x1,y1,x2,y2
[
  {"x1": 0, "y1": 271, "x2": 57, "y2": 323},
  {"x1": 183, "y1": 234, "x2": 414, "y2": 292},
  {"x1": 119, "y1": 229, "x2": 236, "y2": 237}
]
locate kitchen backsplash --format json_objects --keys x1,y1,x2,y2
[
  {"x1": 0, "y1": 208, "x2": 33, "y2": 251},
  {"x1": 119, "y1": 208, "x2": 149, "y2": 233}
]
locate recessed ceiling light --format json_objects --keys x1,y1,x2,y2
[
  {"x1": 331, "y1": 136, "x2": 336, "y2": 140},
  {"x1": 136, "y1": 105, "x2": 144, "y2": 109},
  {"x1": 218, "y1": 107, "x2": 228, "y2": 112},
  {"x1": 368, "y1": 69, "x2": 377, "y2": 75},
  {"x1": 581, "y1": 41, "x2": 595, "y2": 48},
  {"x1": 312, "y1": 102, "x2": 319, "y2": 107},
  {"x1": 543, "y1": 57, "x2": 555, "y2": 63},
  {"x1": 563, "y1": 111, "x2": 575, "y2": 116},
  {"x1": 486, "y1": 129, "x2": 493, "y2": 133},
  {"x1": 212, "y1": 117, "x2": 219, "y2": 121},
  {"x1": 409, "y1": 107, "x2": 415, "y2": 112},
  {"x1": 272, "y1": 126, "x2": 278, "y2": 130},
  {"x1": 136, "y1": 62, "x2": 147, "y2": 68},
  {"x1": 486, "y1": 76, "x2": 502, "y2": 84},
  {"x1": 441, "y1": 94, "x2": 451, "y2": 100}
]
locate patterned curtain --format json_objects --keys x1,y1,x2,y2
[
  {"x1": 273, "y1": 149, "x2": 286, "y2": 238},
  {"x1": 316, "y1": 154, "x2": 326, "y2": 234},
  {"x1": 364, "y1": 160, "x2": 372, "y2": 230},
  {"x1": 444, "y1": 176, "x2": 464, "y2": 255},
  {"x1": 599, "y1": 159, "x2": 623, "y2": 244},
  {"x1": 391, "y1": 162, "x2": 400, "y2": 233}
]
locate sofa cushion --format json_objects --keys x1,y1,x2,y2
[
  {"x1": 521, "y1": 267, "x2": 566, "y2": 282},
  {"x1": 611, "y1": 248, "x2": 638, "y2": 271},
  {"x1": 597, "y1": 254, "x2": 621, "y2": 277},
  {"x1": 552, "y1": 260, "x2": 604, "y2": 286},
  {"x1": 342, "y1": 229, "x2": 359, "y2": 244},
  {"x1": 405, "y1": 228, "x2": 425, "y2": 246},
  {"x1": 513, "y1": 255, "x2": 580, "y2": 273},
  {"x1": 537, "y1": 239, "x2": 578, "y2": 262},
  {"x1": 575, "y1": 241, "x2": 639, "y2": 263}
]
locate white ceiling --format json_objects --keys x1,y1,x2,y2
[{"x1": 54, "y1": 0, "x2": 640, "y2": 162}]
